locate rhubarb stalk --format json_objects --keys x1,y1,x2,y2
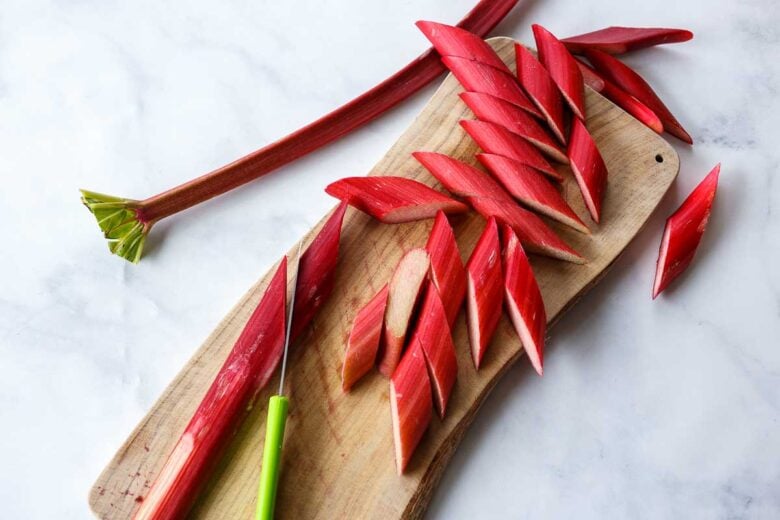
[
  {"x1": 425, "y1": 211, "x2": 467, "y2": 326},
  {"x1": 342, "y1": 285, "x2": 389, "y2": 391},
  {"x1": 562, "y1": 26, "x2": 693, "y2": 55},
  {"x1": 416, "y1": 20, "x2": 512, "y2": 74},
  {"x1": 532, "y1": 24, "x2": 586, "y2": 120},
  {"x1": 515, "y1": 43, "x2": 567, "y2": 144},
  {"x1": 567, "y1": 118, "x2": 609, "y2": 223}
]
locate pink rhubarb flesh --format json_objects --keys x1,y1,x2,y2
[
  {"x1": 563, "y1": 26, "x2": 693, "y2": 55},
  {"x1": 532, "y1": 24, "x2": 586, "y2": 120},
  {"x1": 425, "y1": 211, "x2": 467, "y2": 326},
  {"x1": 567, "y1": 118, "x2": 609, "y2": 223},
  {"x1": 342, "y1": 285, "x2": 389, "y2": 391},
  {"x1": 515, "y1": 43, "x2": 567, "y2": 144},
  {"x1": 416, "y1": 20, "x2": 511, "y2": 74}
]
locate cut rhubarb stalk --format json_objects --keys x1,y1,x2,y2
[
  {"x1": 326, "y1": 176, "x2": 468, "y2": 224},
  {"x1": 501, "y1": 224, "x2": 546, "y2": 376},
  {"x1": 567, "y1": 118, "x2": 609, "y2": 223},
  {"x1": 515, "y1": 43, "x2": 567, "y2": 144},
  {"x1": 290, "y1": 201, "x2": 348, "y2": 341},
  {"x1": 414, "y1": 150, "x2": 509, "y2": 200},
  {"x1": 133, "y1": 259, "x2": 287, "y2": 520},
  {"x1": 465, "y1": 218, "x2": 504, "y2": 369},
  {"x1": 390, "y1": 341, "x2": 433, "y2": 474},
  {"x1": 584, "y1": 49, "x2": 692, "y2": 144},
  {"x1": 460, "y1": 92, "x2": 567, "y2": 163},
  {"x1": 409, "y1": 283, "x2": 458, "y2": 418},
  {"x1": 653, "y1": 164, "x2": 720, "y2": 299},
  {"x1": 342, "y1": 285, "x2": 389, "y2": 391},
  {"x1": 460, "y1": 119, "x2": 563, "y2": 181},
  {"x1": 425, "y1": 211, "x2": 467, "y2": 326},
  {"x1": 379, "y1": 248, "x2": 431, "y2": 377},
  {"x1": 416, "y1": 20, "x2": 511, "y2": 74},
  {"x1": 532, "y1": 24, "x2": 586, "y2": 120},
  {"x1": 563, "y1": 26, "x2": 694, "y2": 55},
  {"x1": 477, "y1": 153, "x2": 589, "y2": 234},
  {"x1": 442, "y1": 56, "x2": 542, "y2": 118},
  {"x1": 576, "y1": 60, "x2": 663, "y2": 134}
]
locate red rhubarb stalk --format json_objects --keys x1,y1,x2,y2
[
  {"x1": 567, "y1": 118, "x2": 609, "y2": 223},
  {"x1": 425, "y1": 211, "x2": 467, "y2": 326},
  {"x1": 532, "y1": 24, "x2": 586, "y2": 120},
  {"x1": 515, "y1": 43, "x2": 567, "y2": 144},
  {"x1": 133, "y1": 259, "x2": 288, "y2": 520},
  {"x1": 414, "y1": 150, "x2": 508, "y2": 200},
  {"x1": 80, "y1": 0, "x2": 519, "y2": 263},
  {"x1": 562, "y1": 26, "x2": 693, "y2": 55},
  {"x1": 379, "y1": 248, "x2": 431, "y2": 377},
  {"x1": 416, "y1": 20, "x2": 512, "y2": 74},
  {"x1": 502, "y1": 224, "x2": 546, "y2": 376},
  {"x1": 342, "y1": 285, "x2": 389, "y2": 391},
  {"x1": 653, "y1": 164, "x2": 720, "y2": 298},
  {"x1": 584, "y1": 49, "x2": 692, "y2": 143},
  {"x1": 325, "y1": 177, "x2": 468, "y2": 223},
  {"x1": 465, "y1": 217, "x2": 504, "y2": 369}
]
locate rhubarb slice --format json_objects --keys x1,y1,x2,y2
[
  {"x1": 342, "y1": 285, "x2": 389, "y2": 391},
  {"x1": 409, "y1": 283, "x2": 458, "y2": 418},
  {"x1": 477, "y1": 153, "x2": 589, "y2": 234},
  {"x1": 465, "y1": 217, "x2": 504, "y2": 369},
  {"x1": 414, "y1": 150, "x2": 509, "y2": 200},
  {"x1": 133, "y1": 259, "x2": 287, "y2": 520},
  {"x1": 460, "y1": 92, "x2": 567, "y2": 163},
  {"x1": 442, "y1": 56, "x2": 542, "y2": 118},
  {"x1": 425, "y1": 211, "x2": 467, "y2": 325},
  {"x1": 563, "y1": 26, "x2": 694, "y2": 55},
  {"x1": 460, "y1": 119, "x2": 563, "y2": 181},
  {"x1": 567, "y1": 118, "x2": 609, "y2": 223},
  {"x1": 390, "y1": 341, "x2": 433, "y2": 474},
  {"x1": 576, "y1": 60, "x2": 663, "y2": 134},
  {"x1": 379, "y1": 248, "x2": 431, "y2": 377},
  {"x1": 325, "y1": 177, "x2": 468, "y2": 224},
  {"x1": 515, "y1": 43, "x2": 567, "y2": 144},
  {"x1": 416, "y1": 20, "x2": 511, "y2": 74},
  {"x1": 532, "y1": 24, "x2": 586, "y2": 120},
  {"x1": 502, "y1": 224, "x2": 546, "y2": 376},
  {"x1": 653, "y1": 164, "x2": 720, "y2": 298},
  {"x1": 584, "y1": 49, "x2": 692, "y2": 144}
]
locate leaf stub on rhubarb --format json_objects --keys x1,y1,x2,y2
[
  {"x1": 567, "y1": 118, "x2": 609, "y2": 224},
  {"x1": 562, "y1": 26, "x2": 694, "y2": 55},
  {"x1": 425, "y1": 211, "x2": 467, "y2": 326},
  {"x1": 653, "y1": 164, "x2": 720, "y2": 298},
  {"x1": 533, "y1": 24, "x2": 586, "y2": 121},
  {"x1": 416, "y1": 20, "x2": 512, "y2": 74},
  {"x1": 342, "y1": 284, "x2": 389, "y2": 391},
  {"x1": 80, "y1": 190, "x2": 149, "y2": 264},
  {"x1": 515, "y1": 43, "x2": 567, "y2": 144}
]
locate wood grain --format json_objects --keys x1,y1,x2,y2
[{"x1": 89, "y1": 37, "x2": 678, "y2": 519}]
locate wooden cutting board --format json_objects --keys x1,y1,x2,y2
[{"x1": 90, "y1": 37, "x2": 678, "y2": 519}]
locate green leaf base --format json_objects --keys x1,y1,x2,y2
[{"x1": 80, "y1": 190, "x2": 151, "y2": 263}]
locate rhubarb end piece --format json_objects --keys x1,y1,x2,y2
[
  {"x1": 342, "y1": 285, "x2": 390, "y2": 391},
  {"x1": 80, "y1": 190, "x2": 150, "y2": 264}
]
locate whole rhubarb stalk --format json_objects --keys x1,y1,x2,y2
[{"x1": 80, "y1": 0, "x2": 519, "y2": 263}]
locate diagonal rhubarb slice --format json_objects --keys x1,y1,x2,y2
[
  {"x1": 567, "y1": 118, "x2": 609, "y2": 223},
  {"x1": 533, "y1": 24, "x2": 586, "y2": 121},
  {"x1": 653, "y1": 164, "x2": 720, "y2": 299},
  {"x1": 515, "y1": 43, "x2": 567, "y2": 144},
  {"x1": 409, "y1": 283, "x2": 458, "y2": 418},
  {"x1": 584, "y1": 49, "x2": 692, "y2": 144},
  {"x1": 390, "y1": 341, "x2": 433, "y2": 475},
  {"x1": 465, "y1": 217, "x2": 504, "y2": 369},
  {"x1": 501, "y1": 224, "x2": 546, "y2": 376},
  {"x1": 460, "y1": 119, "x2": 562, "y2": 181},
  {"x1": 562, "y1": 26, "x2": 694, "y2": 55},
  {"x1": 413, "y1": 150, "x2": 508, "y2": 200},
  {"x1": 342, "y1": 284, "x2": 389, "y2": 391},
  {"x1": 325, "y1": 176, "x2": 468, "y2": 224},
  {"x1": 442, "y1": 56, "x2": 543, "y2": 118},
  {"x1": 379, "y1": 248, "x2": 431, "y2": 377},
  {"x1": 576, "y1": 60, "x2": 663, "y2": 134},
  {"x1": 416, "y1": 20, "x2": 511, "y2": 74},
  {"x1": 425, "y1": 211, "x2": 467, "y2": 326},
  {"x1": 477, "y1": 153, "x2": 589, "y2": 234},
  {"x1": 460, "y1": 92, "x2": 567, "y2": 163}
]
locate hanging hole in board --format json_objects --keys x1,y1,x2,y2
[{"x1": 655, "y1": 154, "x2": 664, "y2": 163}]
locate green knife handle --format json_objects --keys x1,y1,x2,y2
[{"x1": 256, "y1": 395, "x2": 289, "y2": 520}]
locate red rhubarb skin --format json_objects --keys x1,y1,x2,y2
[
  {"x1": 325, "y1": 177, "x2": 468, "y2": 224},
  {"x1": 390, "y1": 342, "x2": 433, "y2": 474},
  {"x1": 442, "y1": 55, "x2": 543, "y2": 118},
  {"x1": 515, "y1": 43, "x2": 567, "y2": 144},
  {"x1": 533, "y1": 24, "x2": 586, "y2": 121},
  {"x1": 466, "y1": 218, "x2": 504, "y2": 369},
  {"x1": 425, "y1": 211, "x2": 467, "y2": 326},
  {"x1": 567, "y1": 118, "x2": 609, "y2": 224},
  {"x1": 414, "y1": 151, "x2": 508, "y2": 200},
  {"x1": 460, "y1": 119, "x2": 563, "y2": 181},
  {"x1": 562, "y1": 26, "x2": 693, "y2": 55},
  {"x1": 416, "y1": 20, "x2": 512, "y2": 74},
  {"x1": 502, "y1": 224, "x2": 546, "y2": 376},
  {"x1": 409, "y1": 283, "x2": 459, "y2": 418},
  {"x1": 459, "y1": 92, "x2": 568, "y2": 163},
  {"x1": 476, "y1": 153, "x2": 589, "y2": 234},
  {"x1": 133, "y1": 259, "x2": 287, "y2": 520},
  {"x1": 584, "y1": 49, "x2": 692, "y2": 144},
  {"x1": 342, "y1": 284, "x2": 389, "y2": 391},
  {"x1": 653, "y1": 164, "x2": 720, "y2": 298}
]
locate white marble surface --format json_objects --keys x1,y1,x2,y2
[{"x1": 1, "y1": 0, "x2": 778, "y2": 518}]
